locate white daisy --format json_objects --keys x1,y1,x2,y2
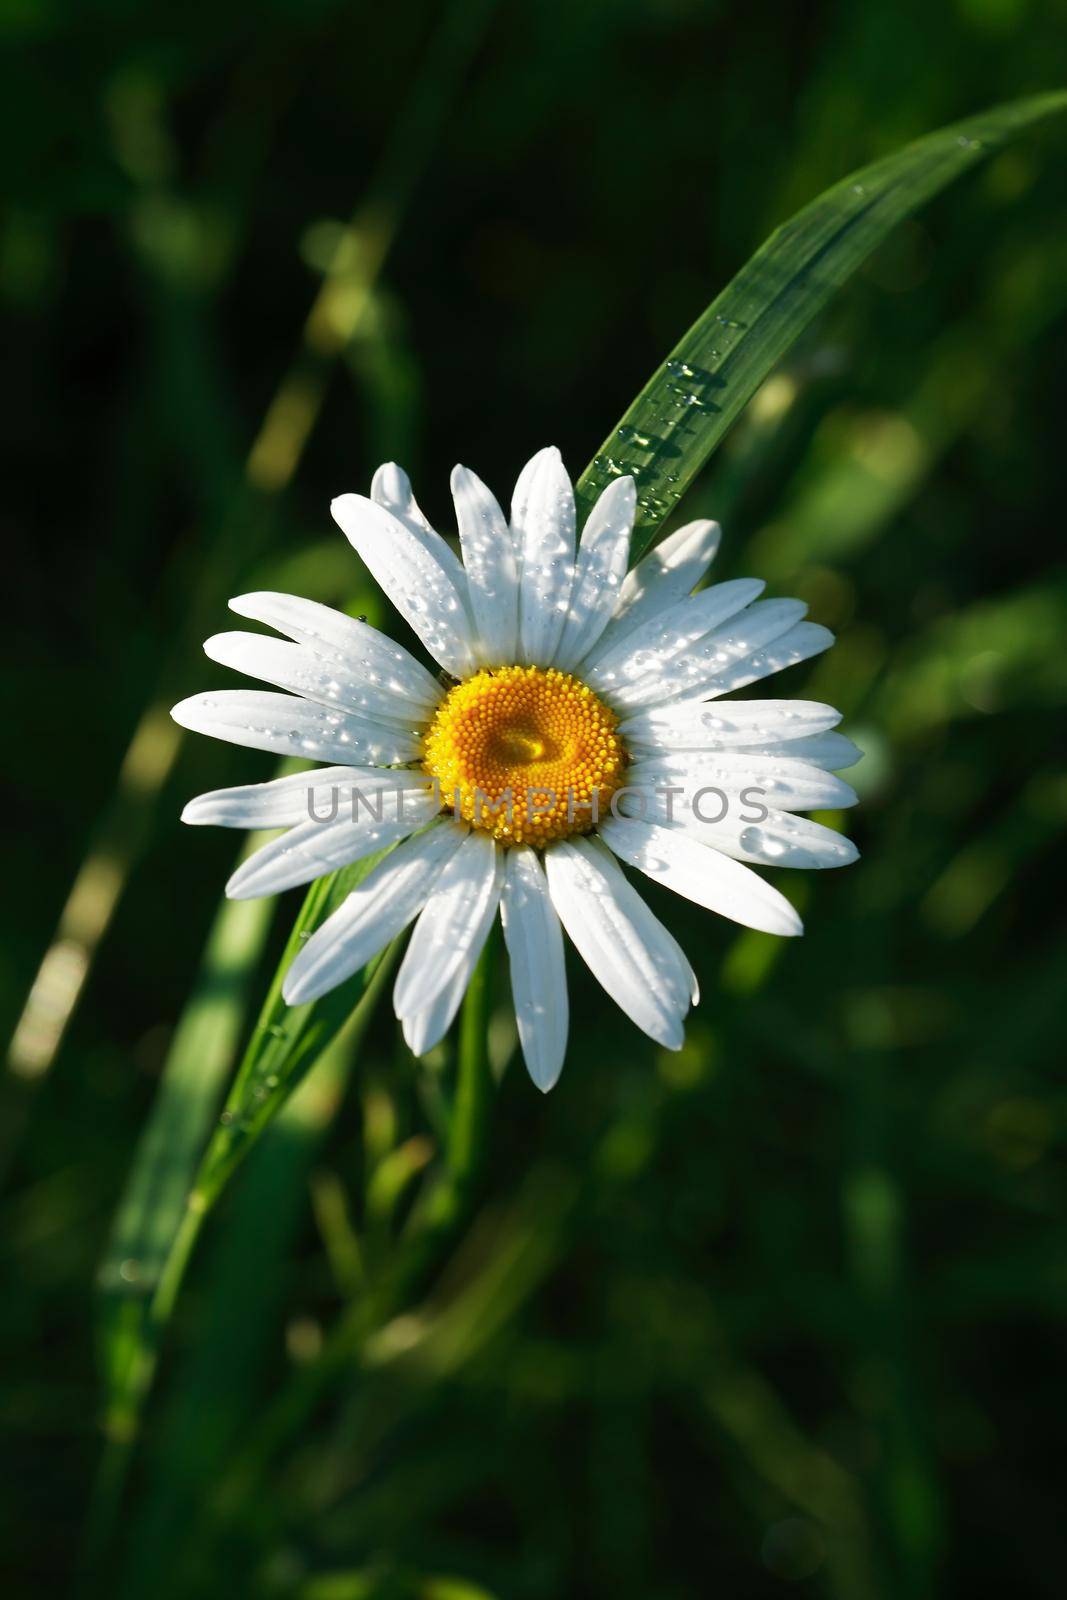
[{"x1": 172, "y1": 447, "x2": 859, "y2": 1092}]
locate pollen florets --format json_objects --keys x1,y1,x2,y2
[{"x1": 422, "y1": 664, "x2": 626, "y2": 845}]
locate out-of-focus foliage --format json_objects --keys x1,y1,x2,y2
[{"x1": 2, "y1": 2, "x2": 1066, "y2": 1598}]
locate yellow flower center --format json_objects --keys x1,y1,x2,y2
[{"x1": 422, "y1": 665, "x2": 627, "y2": 846}]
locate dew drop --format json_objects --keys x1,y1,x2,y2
[
  {"x1": 618, "y1": 424, "x2": 652, "y2": 447},
  {"x1": 666, "y1": 384, "x2": 709, "y2": 410}
]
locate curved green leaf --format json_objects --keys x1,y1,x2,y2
[
  {"x1": 96, "y1": 846, "x2": 275, "y2": 1315},
  {"x1": 576, "y1": 91, "x2": 1067, "y2": 560},
  {"x1": 193, "y1": 846, "x2": 393, "y2": 1206}
]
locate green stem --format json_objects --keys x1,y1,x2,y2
[
  {"x1": 418, "y1": 928, "x2": 497, "y2": 1236},
  {"x1": 449, "y1": 930, "x2": 496, "y2": 1187}
]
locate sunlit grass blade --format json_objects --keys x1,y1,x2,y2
[
  {"x1": 576, "y1": 91, "x2": 1067, "y2": 559},
  {"x1": 194, "y1": 849, "x2": 394, "y2": 1204}
]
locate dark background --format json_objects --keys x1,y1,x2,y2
[{"x1": 3, "y1": 1, "x2": 1067, "y2": 1596}]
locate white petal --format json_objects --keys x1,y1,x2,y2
[
  {"x1": 331, "y1": 493, "x2": 477, "y2": 678},
  {"x1": 226, "y1": 786, "x2": 439, "y2": 899},
  {"x1": 401, "y1": 963, "x2": 467, "y2": 1058},
  {"x1": 728, "y1": 730, "x2": 862, "y2": 770},
  {"x1": 626, "y1": 750, "x2": 858, "y2": 811},
  {"x1": 181, "y1": 765, "x2": 423, "y2": 828},
  {"x1": 593, "y1": 518, "x2": 721, "y2": 656},
  {"x1": 700, "y1": 621, "x2": 834, "y2": 699},
  {"x1": 513, "y1": 447, "x2": 576, "y2": 665},
  {"x1": 620, "y1": 697, "x2": 843, "y2": 749},
  {"x1": 170, "y1": 690, "x2": 420, "y2": 765},
  {"x1": 603, "y1": 598, "x2": 809, "y2": 712},
  {"x1": 584, "y1": 578, "x2": 765, "y2": 686},
  {"x1": 451, "y1": 464, "x2": 519, "y2": 665},
  {"x1": 663, "y1": 805, "x2": 859, "y2": 870},
  {"x1": 393, "y1": 831, "x2": 503, "y2": 1018},
  {"x1": 599, "y1": 816, "x2": 803, "y2": 937},
  {"x1": 371, "y1": 462, "x2": 456, "y2": 568},
  {"x1": 509, "y1": 448, "x2": 544, "y2": 558},
  {"x1": 552, "y1": 477, "x2": 636, "y2": 672},
  {"x1": 544, "y1": 836, "x2": 693, "y2": 1049},
  {"x1": 500, "y1": 847, "x2": 568, "y2": 1091},
  {"x1": 282, "y1": 820, "x2": 465, "y2": 1004},
  {"x1": 228, "y1": 592, "x2": 442, "y2": 714},
  {"x1": 399, "y1": 848, "x2": 503, "y2": 1056},
  {"x1": 203, "y1": 632, "x2": 432, "y2": 728}
]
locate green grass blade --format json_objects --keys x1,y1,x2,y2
[
  {"x1": 576, "y1": 91, "x2": 1067, "y2": 559},
  {"x1": 95, "y1": 848, "x2": 276, "y2": 1415},
  {"x1": 192, "y1": 847, "x2": 394, "y2": 1207}
]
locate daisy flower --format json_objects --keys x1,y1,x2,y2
[{"x1": 172, "y1": 448, "x2": 859, "y2": 1091}]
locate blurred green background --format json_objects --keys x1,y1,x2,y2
[{"x1": 3, "y1": 1, "x2": 1067, "y2": 1596}]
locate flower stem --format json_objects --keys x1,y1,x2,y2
[{"x1": 449, "y1": 927, "x2": 497, "y2": 1193}]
